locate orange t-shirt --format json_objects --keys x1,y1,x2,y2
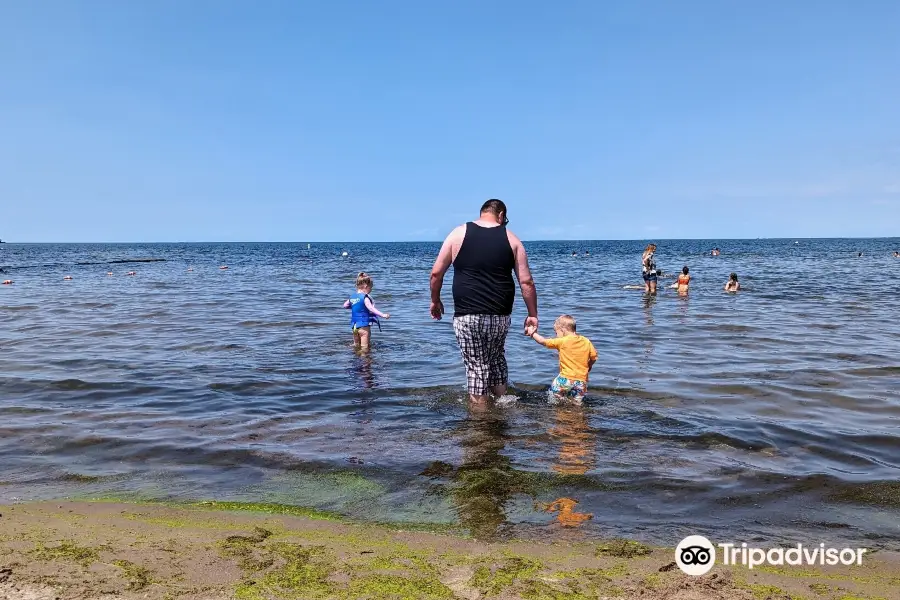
[{"x1": 543, "y1": 334, "x2": 598, "y2": 382}]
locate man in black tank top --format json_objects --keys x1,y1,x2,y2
[{"x1": 430, "y1": 199, "x2": 539, "y2": 403}]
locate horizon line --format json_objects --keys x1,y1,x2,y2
[{"x1": 2, "y1": 235, "x2": 899, "y2": 245}]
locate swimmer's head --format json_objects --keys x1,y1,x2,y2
[
  {"x1": 356, "y1": 272, "x2": 373, "y2": 290},
  {"x1": 682, "y1": 266, "x2": 689, "y2": 275},
  {"x1": 729, "y1": 272, "x2": 738, "y2": 281},
  {"x1": 554, "y1": 314, "x2": 577, "y2": 335},
  {"x1": 645, "y1": 243, "x2": 657, "y2": 253}
]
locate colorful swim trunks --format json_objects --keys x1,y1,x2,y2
[{"x1": 550, "y1": 375, "x2": 586, "y2": 401}]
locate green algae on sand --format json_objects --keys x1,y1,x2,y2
[
  {"x1": 112, "y1": 559, "x2": 156, "y2": 591},
  {"x1": 3, "y1": 501, "x2": 900, "y2": 600},
  {"x1": 29, "y1": 540, "x2": 102, "y2": 566}
]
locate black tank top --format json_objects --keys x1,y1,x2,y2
[{"x1": 452, "y1": 222, "x2": 516, "y2": 317}]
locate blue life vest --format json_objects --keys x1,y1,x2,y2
[{"x1": 348, "y1": 292, "x2": 381, "y2": 331}]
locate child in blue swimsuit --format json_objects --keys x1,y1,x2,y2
[{"x1": 343, "y1": 272, "x2": 390, "y2": 350}]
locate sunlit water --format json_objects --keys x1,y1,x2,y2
[{"x1": 1, "y1": 239, "x2": 899, "y2": 548}]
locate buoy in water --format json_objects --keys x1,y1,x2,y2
[{"x1": 342, "y1": 251, "x2": 349, "y2": 257}]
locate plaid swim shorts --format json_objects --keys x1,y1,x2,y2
[{"x1": 452, "y1": 314, "x2": 512, "y2": 396}]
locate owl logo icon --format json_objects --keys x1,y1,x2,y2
[{"x1": 676, "y1": 535, "x2": 716, "y2": 576}]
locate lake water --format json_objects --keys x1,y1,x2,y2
[{"x1": 1, "y1": 239, "x2": 899, "y2": 548}]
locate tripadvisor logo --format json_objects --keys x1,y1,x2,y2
[
  {"x1": 676, "y1": 536, "x2": 716, "y2": 576},
  {"x1": 675, "y1": 536, "x2": 868, "y2": 576}
]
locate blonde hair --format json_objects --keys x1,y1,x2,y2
[
  {"x1": 356, "y1": 272, "x2": 373, "y2": 289},
  {"x1": 554, "y1": 314, "x2": 577, "y2": 333}
]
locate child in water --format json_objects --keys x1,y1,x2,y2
[
  {"x1": 724, "y1": 272, "x2": 741, "y2": 292},
  {"x1": 343, "y1": 272, "x2": 390, "y2": 350},
  {"x1": 526, "y1": 315, "x2": 597, "y2": 404},
  {"x1": 676, "y1": 266, "x2": 691, "y2": 294}
]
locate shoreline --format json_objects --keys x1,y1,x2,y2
[{"x1": 1, "y1": 501, "x2": 898, "y2": 600}]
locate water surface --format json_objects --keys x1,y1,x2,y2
[{"x1": 1, "y1": 239, "x2": 899, "y2": 547}]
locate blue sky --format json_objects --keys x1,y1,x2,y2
[{"x1": 2, "y1": 1, "x2": 898, "y2": 242}]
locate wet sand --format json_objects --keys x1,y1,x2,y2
[{"x1": 1, "y1": 501, "x2": 897, "y2": 600}]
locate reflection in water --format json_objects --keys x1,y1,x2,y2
[
  {"x1": 351, "y1": 350, "x2": 376, "y2": 391},
  {"x1": 451, "y1": 408, "x2": 514, "y2": 539},
  {"x1": 545, "y1": 405, "x2": 596, "y2": 527},
  {"x1": 550, "y1": 405, "x2": 596, "y2": 476},
  {"x1": 640, "y1": 294, "x2": 657, "y2": 364},
  {"x1": 544, "y1": 497, "x2": 593, "y2": 527},
  {"x1": 642, "y1": 294, "x2": 657, "y2": 326},
  {"x1": 676, "y1": 291, "x2": 690, "y2": 322}
]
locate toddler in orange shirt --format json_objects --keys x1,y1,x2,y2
[{"x1": 526, "y1": 315, "x2": 597, "y2": 403}]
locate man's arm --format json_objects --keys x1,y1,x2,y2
[
  {"x1": 508, "y1": 231, "x2": 538, "y2": 329},
  {"x1": 430, "y1": 226, "x2": 463, "y2": 320}
]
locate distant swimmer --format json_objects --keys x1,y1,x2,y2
[
  {"x1": 724, "y1": 272, "x2": 741, "y2": 292},
  {"x1": 585, "y1": 251, "x2": 590, "y2": 256},
  {"x1": 63, "y1": 276, "x2": 73, "y2": 281},
  {"x1": 571, "y1": 251, "x2": 577, "y2": 257},
  {"x1": 894, "y1": 251, "x2": 900, "y2": 258},
  {"x1": 126, "y1": 271, "x2": 136, "y2": 276},
  {"x1": 642, "y1": 243, "x2": 659, "y2": 294},
  {"x1": 858, "y1": 252, "x2": 863, "y2": 258},
  {"x1": 219, "y1": 265, "x2": 228, "y2": 270},
  {"x1": 343, "y1": 272, "x2": 390, "y2": 351},
  {"x1": 107, "y1": 272, "x2": 113, "y2": 276},
  {"x1": 1, "y1": 280, "x2": 12, "y2": 285},
  {"x1": 187, "y1": 267, "x2": 193, "y2": 272},
  {"x1": 711, "y1": 248, "x2": 721, "y2": 256},
  {"x1": 342, "y1": 251, "x2": 349, "y2": 257},
  {"x1": 676, "y1": 266, "x2": 691, "y2": 295}
]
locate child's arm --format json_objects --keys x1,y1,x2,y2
[
  {"x1": 588, "y1": 344, "x2": 598, "y2": 372},
  {"x1": 528, "y1": 329, "x2": 551, "y2": 347},
  {"x1": 343, "y1": 299, "x2": 351, "y2": 309},
  {"x1": 364, "y1": 296, "x2": 390, "y2": 319}
]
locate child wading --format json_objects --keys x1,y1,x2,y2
[
  {"x1": 526, "y1": 315, "x2": 597, "y2": 403},
  {"x1": 676, "y1": 266, "x2": 691, "y2": 295},
  {"x1": 343, "y1": 272, "x2": 390, "y2": 350}
]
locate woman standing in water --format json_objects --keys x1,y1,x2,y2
[
  {"x1": 642, "y1": 243, "x2": 658, "y2": 294},
  {"x1": 724, "y1": 273, "x2": 741, "y2": 292}
]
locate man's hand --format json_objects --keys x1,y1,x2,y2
[
  {"x1": 524, "y1": 324, "x2": 537, "y2": 337},
  {"x1": 430, "y1": 300, "x2": 445, "y2": 321},
  {"x1": 524, "y1": 316, "x2": 538, "y2": 334}
]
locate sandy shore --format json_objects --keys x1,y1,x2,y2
[{"x1": 0, "y1": 501, "x2": 897, "y2": 600}]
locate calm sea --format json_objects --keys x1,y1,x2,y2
[{"x1": 1, "y1": 239, "x2": 899, "y2": 547}]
